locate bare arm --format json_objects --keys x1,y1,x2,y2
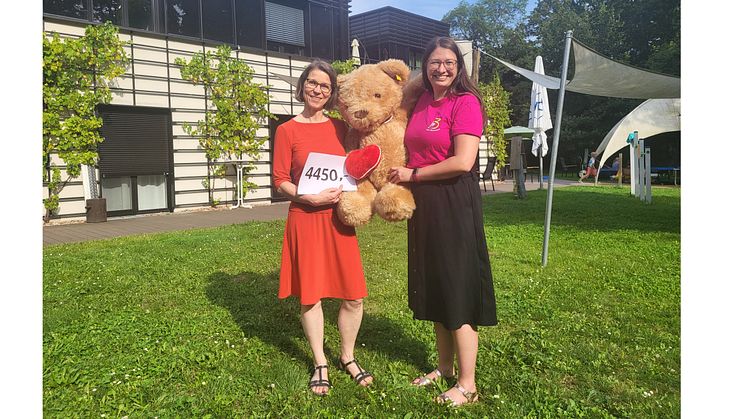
[
  {"x1": 388, "y1": 134, "x2": 479, "y2": 183},
  {"x1": 276, "y1": 181, "x2": 342, "y2": 207}
]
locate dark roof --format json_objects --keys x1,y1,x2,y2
[{"x1": 350, "y1": 6, "x2": 450, "y2": 50}]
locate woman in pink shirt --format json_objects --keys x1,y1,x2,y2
[{"x1": 389, "y1": 37, "x2": 497, "y2": 406}]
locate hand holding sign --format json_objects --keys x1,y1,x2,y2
[{"x1": 297, "y1": 152, "x2": 357, "y2": 195}]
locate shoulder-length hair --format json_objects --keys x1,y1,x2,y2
[
  {"x1": 421, "y1": 37, "x2": 486, "y2": 124},
  {"x1": 295, "y1": 59, "x2": 338, "y2": 111}
]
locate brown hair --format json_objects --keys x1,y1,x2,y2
[
  {"x1": 421, "y1": 37, "x2": 486, "y2": 124},
  {"x1": 295, "y1": 59, "x2": 338, "y2": 111}
]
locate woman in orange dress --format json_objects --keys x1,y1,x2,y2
[{"x1": 272, "y1": 60, "x2": 373, "y2": 395}]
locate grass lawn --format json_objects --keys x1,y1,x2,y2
[{"x1": 43, "y1": 185, "x2": 680, "y2": 417}]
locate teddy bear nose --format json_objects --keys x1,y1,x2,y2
[{"x1": 354, "y1": 110, "x2": 368, "y2": 119}]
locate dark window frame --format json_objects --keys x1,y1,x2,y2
[{"x1": 44, "y1": 0, "x2": 349, "y2": 62}]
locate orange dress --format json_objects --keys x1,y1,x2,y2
[{"x1": 272, "y1": 118, "x2": 367, "y2": 305}]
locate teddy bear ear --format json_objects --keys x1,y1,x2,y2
[{"x1": 376, "y1": 59, "x2": 410, "y2": 86}]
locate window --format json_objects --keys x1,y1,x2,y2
[
  {"x1": 310, "y1": 4, "x2": 331, "y2": 59},
  {"x1": 166, "y1": 0, "x2": 200, "y2": 38},
  {"x1": 98, "y1": 105, "x2": 173, "y2": 215},
  {"x1": 44, "y1": 0, "x2": 88, "y2": 19},
  {"x1": 128, "y1": 0, "x2": 154, "y2": 30},
  {"x1": 265, "y1": 2, "x2": 304, "y2": 46},
  {"x1": 202, "y1": 0, "x2": 234, "y2": 44},
  {"x1": 235, "y1": 0, "x2": 263, "y2": 48},
  {"x1": 93, "y1": 0, "x2": 123, "y2": 24}
]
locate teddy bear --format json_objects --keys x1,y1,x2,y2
[{"x1": 335, "y1": 59, "x2": 419, "y2": 227}]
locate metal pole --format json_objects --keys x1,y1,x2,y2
[
  {"x1": 539, "y1": 138, "x2": 544, "y2": 190},
  {"x1": 638, "y1": 139, "x2": 645, "y2": 201},
  {"x1": 630, "y1": 132, "x2": 638, "y2": 196},
  {"x1": 541, "y1": 30, "x2": 573, "y2": 267},
  {"x1": 645, "y1": 147, "x2": 653, "y2": 204}
]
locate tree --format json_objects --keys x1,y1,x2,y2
[
  {"x1": 42, "y1": 22, "x2": 129, "y2": 222},
  {"x1": 443, "y1": 0, "x2": 531, "y2": 83},
  {"x1": 175, "y1": 45, "x2": 275, "y2": 206},
  {"x1": 480, "y1": 75, "x2": 512, "y2": 171}
]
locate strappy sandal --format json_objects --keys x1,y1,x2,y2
[
  {"x1": 435, "y1": 382, "x2": 479, "y2": 406},
  {"x1": 411, "y1": 368, "x2": 454, "y2": 387},
  {"x1": 308, "y1": 364, "x2": 331, "y2": 395},
  {"x1": 338, "y1": 358, "x2": 373, "y2": 386}
]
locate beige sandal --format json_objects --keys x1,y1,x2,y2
[
  {"x1": 411, "y1": 368, "x2": 454, "y2": 387},
  {"x1": 435, "y1": 382, "x2": 479, "y2": 406}
]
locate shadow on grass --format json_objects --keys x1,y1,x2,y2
[
  {"x1": 482, "y1": 187, "x2": 680, "y2": 234},
  {"x1": 205, "y1": 270, "x2": 431, "y2": 372}
]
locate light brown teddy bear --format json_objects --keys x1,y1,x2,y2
[{"x1": 336, "y1": 59, "x2": 419, "y2": 227}]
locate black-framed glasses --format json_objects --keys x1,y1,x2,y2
[
  {"x1": 428, "y1": 60, "x2": 458, "y2": 70},
  {"x1": 305, "y1": 79, "x2": 332, "y2": 95}
]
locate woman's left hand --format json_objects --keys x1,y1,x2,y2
[{"x1": 388, "y1": 167, "x2": 414, "y2": 184}]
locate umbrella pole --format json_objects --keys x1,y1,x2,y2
[
  {"x1": 542, "y1": 30, "x2": 573, "y2": 267},
  {"x1": 539, "y1": 142, "x2": 544, "y2": 190}
]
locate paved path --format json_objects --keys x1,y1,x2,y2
[{"x1": 43, "y1": 178, "x2": 576, "y2": 246}]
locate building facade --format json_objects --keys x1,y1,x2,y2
[
  {"x1": 43, "y1": 1, "x2": 494, "y2": 221},
  {"x1": 43, "y1": 0, "x2": 349, "y2": 220},
  {"x1": 350, "y1": 6, "x2": 449, "y2": 69}
]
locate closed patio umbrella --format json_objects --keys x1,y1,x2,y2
[{"x1": 528, "y1": 56, "x2": 552, "y2": 189}]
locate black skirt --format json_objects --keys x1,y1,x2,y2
[{"x1": 407, "y1": 172, "x2": 497, "y2": 330}]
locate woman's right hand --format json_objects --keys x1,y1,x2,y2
[{"x1": 304, "y1": 186, "x2": 343, "y2": 206}]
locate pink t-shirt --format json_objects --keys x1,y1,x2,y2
[{"x1": 404, "y1": 91, "x2": 483, "y2": 168}]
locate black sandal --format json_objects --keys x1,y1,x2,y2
[
  {"x1": 308, "y1": 364, "x2": 331, "y2": 395},
  {"x1": 338, "y1": 358, "x2": 373, "y2": 386}
]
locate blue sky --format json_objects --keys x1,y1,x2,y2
[{"x1": 350, "y1": 0, "x2": 537, "y2": 21}]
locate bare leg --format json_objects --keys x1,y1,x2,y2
[
  {"x1": 435, "y1": 322, "x2": 457, "y2": 376},
  {"x1": 301, "y1": 301, "x2": 328, "y2": 395},
  {"x1": 412, "y1": 322, "x2": 456, "y2": 385},
  {"x1": 439, "y1": 324, "x2": 479, "y2": 404},
  {"x1": 338, "y1": 298, "x2": 373, "y2": 386}
]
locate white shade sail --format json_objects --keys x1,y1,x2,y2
[
  {"x1": 489, "y1": 39, "x2": 680, "y2": 99},
  {"x1": 594, "y1": 98, "x2": 681, "y2": 170}
]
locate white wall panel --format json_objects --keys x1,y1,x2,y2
[
  {"x1": 57, "y1": 184, "x2": 85, "y2": 199},
  {"x1": 44, "y1": 21, "x2": 85, "y2": 36},
  {"x1": 248, "y1": 175, "x2": 272, "y2": 186},
  {"x1": 174, "y1": 165, "x2": 208, "y2": 178},
  {"x1": 56, "y1": 199, "x2": 86, "y2": 216},
  {"x1": 174, "y1": 178, "x2": 206, "y2": 191},
  {"x1": 174, "y1": 152, "x2": 207, "y2": 164},
  {"x1": 168, "y1": 41, "x2": 203, "y2": 53},
  {"x1": 132, "y1": 62, "x2": 169, "y2": 78},
  {"x1": 246, "y1": 188, "x2": 272, "y2": 200},
  {"x1": 173, "y1": 138, "x2": 201, "y2": 150},
  {"x1": 170, "y1": 80, "x2": 205, "y2": 96},
  {"x1": 111, "y1": 76, "x2": 134, "y2": 91},
  {"x1": 172, "y1": 111, "x2": 206, "y2": 123},
  {"x1": 269, "y1": 103, "x2": 294, "y2": 115},
  {"x1": 134, "y1": 93, "x2": 169, "y2": 108},
  {"x1": 170, "y1": 96, "x2": 206, "y2": 109},
  {"x1": 110, "y1": 92, "x2": 135, "y2": 106},
  {"x1": 132, "y1": 35, "x2": 167, "y2": 48},
  {"x1": 136, "y1": 78, "x2": 169, "y2": 92},
  {"x1": 175, "y1": 191, "x2": 209, "y2": 206},
  {"x1": 132, "y1": 46, "x2": 168, "y2": 63}
]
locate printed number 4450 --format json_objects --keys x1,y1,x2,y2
[{"x1": 304, "y1": 166, "x2": 339, "y2": 182}]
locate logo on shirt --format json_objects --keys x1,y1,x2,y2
[{"x1": 425, "y1": 117, "x2": 442, "y2": 132}]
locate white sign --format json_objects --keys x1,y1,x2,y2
[{"x1": 297, "y1": 152, "x2": 357, "y2": 195}]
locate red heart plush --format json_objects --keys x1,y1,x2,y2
[{"x1": 345, "y1": 144, "x2": 382, "y2": 180}]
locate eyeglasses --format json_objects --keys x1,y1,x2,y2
[
  {"x1": 428, "y1": 60, "x2": 458, "y2": 70},
  {"x1": 304, "y1": 79, "x2": 332, "y2": 95}
]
